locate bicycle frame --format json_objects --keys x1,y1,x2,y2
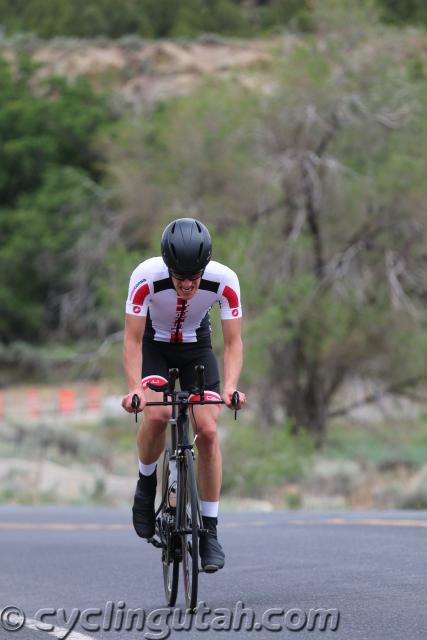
[
  {"x1": 173, "y1": 392, "x2": 203, "y2": 537},
  {"x1": 149, "y1": 389, "x2": 218, "y2": 539},
  {"x1": 131, "y1": 366, "x2": 239, "y2": 608}
]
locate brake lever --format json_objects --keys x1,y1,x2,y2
[
  {"x1": 131, "y1": 394, "x2": 140, "y2": 423},
  {"x1": 232, "y1": 391, "x2": 240, "y2": 420}
]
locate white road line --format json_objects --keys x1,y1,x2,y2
[
  {"x1": 0, "y1": 523, "x2": 129, "y2": 531},
  {"x1": 2, "y1": 518, "x2": 427, "y2": 532},
  {"x1": 0, "y1": 612, "x2": 91, "y2": 640},
  {"x1": 25, "y1": 618, "x2": 91, "y2": 640},
  {"x1": 0, "y1": 521, "x2": 269, "y2": 531},
  {"x1": 289, "y1": 517, "x2": 427, "y2": 528}
]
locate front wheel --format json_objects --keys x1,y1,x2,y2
[
  {"x1": 181, "y1": 448, "x2": 201, "y2": 611},
  {"x1": 161, "y1": 449, "x2": 179, "y2": 606}
]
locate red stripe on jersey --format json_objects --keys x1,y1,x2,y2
[
  {"x1": 222, "y1": 285, "x2": 239, "y2": 309},
  {"x1": 132, "y1": 283, "x2": 149, "y2": 305}
]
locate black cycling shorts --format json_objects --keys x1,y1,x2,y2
[{"x1": 142, "y1": 340, "x2": 220, "y2": 394}]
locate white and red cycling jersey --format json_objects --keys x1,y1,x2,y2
[{"x1": 126, "y1": 257, "x2": 242, "y2": 344}]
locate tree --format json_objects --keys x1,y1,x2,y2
[
  {"x1": 0, "y1": 55, "x2": 117, "y2": 342},
  {"x1": 0, "y1": 0, "x2": 312, "y2": 38},
  {"x1": 239, "y1": 5, "x2": 427, "y2": 440},
  {"x1": 377, "y1": 0, "x2": 427, "y2": 25},
  {"x1": 108, "y1": 3, "x2": 427, "y2": 440}
]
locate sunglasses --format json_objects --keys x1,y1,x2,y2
[{"x1": 170, "y1": 270, "x2": 204, "y2": 281}]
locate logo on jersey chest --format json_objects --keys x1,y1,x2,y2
[
  {"x1": 171, "y1": 299, "x2": 188, "y2": 329},
  {"x1": 170, "y1": 298, "x2": 189, "y2": 342}
]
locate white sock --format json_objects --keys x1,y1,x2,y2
[
  {"x1": 201, "y1": 500, "x2": 219, "y2": 518},
  {"x1": 138, "y1": 459, "x2": 157, "y2": 476}
]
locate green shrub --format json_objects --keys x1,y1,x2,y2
[
  {"x1": 222, "y1": 419, "x2": 314, "y2": 497},
  {"x1": 377, "y1": 0, "x2": 427, "y2": 25},
  {"x1": 0, "y1": 0, "x2": 312, "y2": 39},
  {"x1": 0, "y1": 55, "x2": 115, "y2": 343}
]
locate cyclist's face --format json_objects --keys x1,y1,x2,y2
[{"x1": 170, "y1": 272, "x2": 203, "y2": 299}]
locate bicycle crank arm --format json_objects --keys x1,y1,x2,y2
[{"x1": 146, "y1": 536, "x2": 164, "y2": 549}]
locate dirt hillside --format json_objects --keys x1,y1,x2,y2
[{"x1": 1, "y1": 37, "x2": 298, "y2": 109}]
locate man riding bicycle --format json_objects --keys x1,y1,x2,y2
[{"x1": 121, "y1": 218, "x2": 246, "y2": 572}]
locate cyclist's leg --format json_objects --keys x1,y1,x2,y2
[
  {"x1": 190, "y1": 403, "x2": 221, "y2": 500},
  {"x1": 137, "y1": 341, "x2": 172, "y2": 466},
  {"x1": 137, "y1": 384, "x2": 171, "y2": 465},
  {"x1": 179, "y1": 345, "x2": 225, "y2": 570},
  {"x1": 133, "y1": 341, "x2": 171, "y2": 538},
  {"x1": 180, "y1": 347, "x2": 222, "y2": 502}
]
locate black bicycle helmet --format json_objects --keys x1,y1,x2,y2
[{"x1": 161, "y1": 218, "x2": 212, "y2": 274}]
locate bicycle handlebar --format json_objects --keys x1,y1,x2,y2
[
  {"x1": 131, "y1": 392, "x2": 240, "y2": 409},
  {"x1": 130, "y1": 366, "x2": 240, "y2": 422}
]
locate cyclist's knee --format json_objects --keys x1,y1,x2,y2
[
  {"x1": 144, "y1": 406, "x2": 171, "y2": 427},
  {"x1": 195, "y1": 424, "x2": 218, "y2": 450}
]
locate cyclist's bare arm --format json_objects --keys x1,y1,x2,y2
[
  {"x1": 221, "y1": 318, "x2": 246, "y2": 410},
  {"x1": 122, "y1": 314, "x2": 146, "y2": 413}
]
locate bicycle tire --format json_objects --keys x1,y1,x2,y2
[
  {"x1": 181, "y1": 448, "x2": 200, "y2": 611},
  {"x1": 161, "y1": 449, "x2": 179, "y2": 606}
]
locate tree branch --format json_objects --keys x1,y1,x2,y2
[
  {"x1": 246, "y1": 198, "x2": 286, "y2": 225},
  {"x1": 328, "y1": 376, "x2": 426, "y2": 419},
  {"x1": 301, "y1": 155, "x2": 324, "y2": 279},
  {"x1": 316, "y1": 111, "x2": 341, "y2": 157}
]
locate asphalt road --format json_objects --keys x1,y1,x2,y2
[{"x1": 1, "y1": 507, "x2": 426, "y2": 640}]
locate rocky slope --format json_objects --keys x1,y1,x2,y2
[{"x1": 1, "y1": 36, "x2": 297, "y2": 110}]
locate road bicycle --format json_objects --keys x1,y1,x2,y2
[{"x1": 131, "y1": 365, "x2": 239, "y2": 611}]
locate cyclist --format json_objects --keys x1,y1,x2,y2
[{"x1": 121, "y1": 218, "x2": 246, "y2": 572}]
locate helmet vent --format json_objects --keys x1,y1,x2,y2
[
  {"x1": 171, "y1": 222, "x2": 176, "y2": 234},
  {"x1": 195, "y1": 221, "x2": 202, "y2": 232},
  {"x1": 171, "y1": 243, "x2": 178, "y2": 259},
  {"x1": 198, "y1": 243, "x2": 203, "y2": 259}
]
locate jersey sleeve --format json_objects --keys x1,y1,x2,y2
[
  {"x1": 218, "y1": 268, "x2": 242, "y2": 320},
  {"x1": 125, "y1": 265, "x2": 151, "y2": 317}
]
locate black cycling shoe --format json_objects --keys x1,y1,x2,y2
[
  {"x1": 199, "y1": 516, "x2": 225, "y2": 572},
  {"x1": 132, "y1": 470, "x2": 156, "y2": 539}
]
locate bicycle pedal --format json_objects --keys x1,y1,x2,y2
[{"x1": 147, "y1": 536, "x2": 163, "y2": 549}]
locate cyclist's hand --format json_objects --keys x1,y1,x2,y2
[
  {"x1": 222, "y1": 387, "x2": 246, "y2": 410},
  {"x1": 121, "y1": 389, "x2": 146, "y2": 414}
]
